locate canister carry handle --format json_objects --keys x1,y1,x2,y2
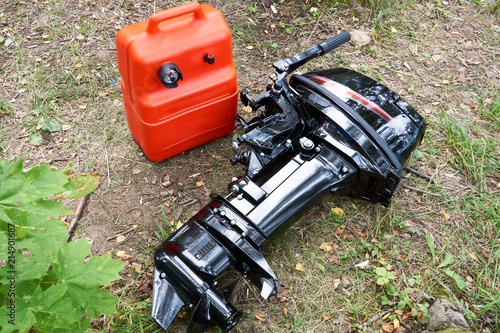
[{"x1": 147, "y1": 2, "x2": 204, "y2": 34}]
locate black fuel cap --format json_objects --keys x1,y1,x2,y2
[{"x1": 158, "y1": 63, "x2": 183, "y2": 88}]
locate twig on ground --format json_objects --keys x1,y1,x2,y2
[
  {"x1": 66, "y1": 194, "x2": 89, "y2": 241},
  {"x1": 402, "y1": 184, "x2": 443, "y2": 198},
  {"x1": 405, "y1": 166, "x2": 434, "y2": 183},
  {"x1": 106, "y1": 225, "x2": 137, "y2": 241}
]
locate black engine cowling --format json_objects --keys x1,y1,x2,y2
[{"x1": 151, "y1": 31, "x2": 425, "y2": 332}]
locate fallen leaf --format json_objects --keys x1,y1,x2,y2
[
  {"x1": 283, "y1": 308, "x2": 288, "y2": 317},
  {"x1": 75, "y1": 63, "x2": 83, "y2": 68},
  {"x1": 116, "y1": 234, "x2": 126, "y2": 243},
  {"x1": 246, "y1": 45, "x2": 254, "y2": 50},
  {"x1": 113, "y1": 99, "x2": 121, "y2": 106},
  {"x1": 285, "y1": 321, "x2": 290, "y2": 328},
  {"x1": 76, "y1": 73, "x2": 83, "y2": 81},
  {"x1": 469, "y1": 252, "x2": 478, "y2": 260},
  {"x1": 381, "y1": 323, "x2": 395, "y2": 332},
  {"x1": 431, "y1": 54, "x2": 443, "y2": 62},
  {"x1": 382, "y1": 312, "x2": 391, "y2": 320},
  {"x1": 395, "y1": 309, "x2": 403, "y2": 316},
  {"x1": 466, "y1": 275, "x2": 473, "y2": 282},
  {"x1": 331, "y1": 207, "x2": 344, "y2": 218},
  {"x1": 295, "y1": 263, "x2": 304, "y2": 272},
  {"x1": 116, "y1": 250, "x2": 126, "y2": 257},
  {"x1": 61, "y1": 124, "x2": 72, "y2": 131},
  {"x1": 254, "y1": 313, "x2": 266, "y2": 322},
  {"x1": 196, "y1": 180, "x2": 204, "y2": 187},
  {"x1": 319, "y1": 242, "x2": 332, "y2": 252},
  {"x1": 132, "y1": 168, "x2": 142, "y2": 175},
  {"x1": 76, "y1": 34, "x2": 85, "y2": 40},
  {"x1": 333, "y1": 278, "x2": 341, "y2": 288},
  {"x1": 393, "y1": 318, "x2": 400, "y2": 328},
  {"x1": 99, "y1": 92, "x2": 108, "y2": 98},
  {"x1": 79, "y1": 104, "x2": 87, "y2": 109},
  {"x1": 355, "y1": 260, "x2": 370, "y2": 269},
  {"x1": 322, "y1": 312, "x2": 329, "y2": 320},
  {"x1": 131, "y1": 262, "x2": 142, "y2": 272}
]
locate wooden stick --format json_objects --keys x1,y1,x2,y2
[
  {"x1": 66, "y1": 194, "x2": 89, "y2": 240},
  {"x1": 405, "y1": 166, "x2": 434, "y2": 182},
  {"x1": 106, "y1": 226, "x2": 136, "y2": 241},
  {"x1": 402, "y1": 184, "x2": 443, "y2": 198}
]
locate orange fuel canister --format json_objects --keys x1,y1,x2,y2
[{"x1": 116, "y1": 2, "x2": 238, "y2": 161}]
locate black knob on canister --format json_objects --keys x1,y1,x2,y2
[{"x1": 204, "y1": 53, "x2": 215, "y2": 65}]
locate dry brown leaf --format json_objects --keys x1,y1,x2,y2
[
  {"x1": 333, "y1": 278, "x2": 341, "y2": 288},
  {"x1": 295, "y1": 263, "x2": 304, "y2": 272},
  {"x1": 381, "y1": 323, "x2": 395, "y2": 332},
  {"x1": 469, "y1": 252, "x2": 478, "y2": 260},
  {"x1": 75, "y1": 63, "x2": 83, "y2": 68},
  {"x1": 76, "y1": 73, "x2": 83, "y2": 81},
  {"x1": 395, "y1": 309, "x2": 404, "y2": 316},
  {"x1": 431, "y1": 54, "x2": 443, "y2": 62},
  {"x1": 393, "y1": 318, "x2": 400, "y2": 328},
  {"x1": 319, "y1": 242, "x2": 332, "y2": 252},
  {"x1": 285, "y1": 321, "x2": 290, "y2": 328},
  {"x1": 322, "y1": 312, "x2": 329, "y2": 320},
  {"x1": 116, "y1": 234, "x2": 126, "y2": 243},
  {"x1": 76, "y1": 34, "x2": 85, "y2": 40},
  {"x1": 254, "y1": 313, "x2": 266, "y2": 322},
  {"x1": 382, "y1": 312, "x2": 391, "y2": 320},
  {"x1": 196, "y1": 180, "x2": 204, "y2": 187},
  {"x1": 116, "y1": 250, "x2": 126, "y2": 257},
  {"x1": 283, "y1": 307, "x2": 288, "y2": 317}
]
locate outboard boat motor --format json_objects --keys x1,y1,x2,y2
[{"x1": 151, "y1": 31, "x2": 426, "y2": 332}]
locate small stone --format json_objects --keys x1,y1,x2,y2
[
  {"x1": 426, "y1": 299, "x2": 470, "y2": 331},
  {"x1": 4, "y1": 38, "x2": 12, "y2": 47},
  {"x1": 151, "y1": 179, "x2": 157, "y2": 185},
  {"x1": 491, "y1": 25, "x2": 500, "y2": 33},
  {"x1": 350, "y1": 30, "x2": 371, "y2": 47},
  {"x1": 132, "y1": 167, "x2": 142, "y2": 175}
]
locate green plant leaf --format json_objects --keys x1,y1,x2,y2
[
  {"x1": 316, "y1": 263, "x2": 326, "y2": 273},
  {"x1": 375, "y1": 267, "x2": 387, "y2": 277},
  {"x1": 0, "y1": 159, "x2": 72, "y2": 218},
  {"x1": 377, "y1": 277, "x2": 389, "y2": 285},
  {"x1": 438, "y1": 252, "x2": 455, "y2": 268},
  {"x1": 45, "y1": 238, "x2": 125, "y2": 318},
  {"x1": 37, "y1": 118, "x2": 61, "y2": 132},
  {"x1": 58, "y1": 173, "x2": 100, "y2": 199},
  {"x1": 0, "y1": 158, "x2": 122, "y2": 332},
  {"x1": 30, "y1": 132, "x2": 43, "y2": 146},
  {"x1": 426, "y1": 234, "x2": 436, "y2": 262},
  {"x1": 443, "y1": 269, "x2": 466, "y2": 290}
]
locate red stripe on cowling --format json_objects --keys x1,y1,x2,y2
[{"x1": 305, "y1": 74, "x2": 409, "y2": 137}]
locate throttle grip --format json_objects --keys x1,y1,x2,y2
[{"x1": 318, "y1": 31, "x2": 351, "y2": 55}]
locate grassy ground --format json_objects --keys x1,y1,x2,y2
[{"x1": 1, "y1": 0, "x2": 499, "y2": 332}]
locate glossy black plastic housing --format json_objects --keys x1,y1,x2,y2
[{"x1": 151, "y1": 31, "x2": 426, "y2": 332}]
